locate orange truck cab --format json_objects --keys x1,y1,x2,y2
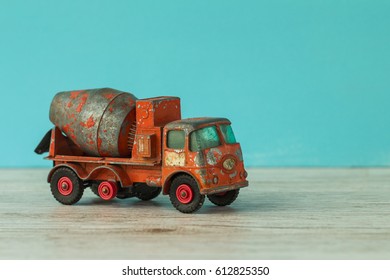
[
  {"x1": 161, "y1": 118, "x2": 248, "y2": 212},
  {"x1": 35, "y1": 88, "x2": 248, "y2": 213}
]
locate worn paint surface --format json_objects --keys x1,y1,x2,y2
[
  {"x1": 164, "y1": 151, "x2": 185, "y2": 167},
  {"x1": 206, "y1": 148, "x2": 223, "y2": 166},
  {"x1": 145, "y1": 176, "x2": 162, "y2": 187},
  {"x1": 49, "y1": 88, "x2": 137, "y2": 157},
  {"x1": 44, "y1": 91, "x2": 248, "y2": 207}
]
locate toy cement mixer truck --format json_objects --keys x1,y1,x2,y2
[{"x1": 35, "y1": 88, "x2": 248, "y2": 213}]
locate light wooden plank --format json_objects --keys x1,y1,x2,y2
[{"x1": 0, "y1": 168, "x2": 389, "y2": 259}]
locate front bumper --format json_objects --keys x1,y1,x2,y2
[{"x1": 200, "y1": 180, "x2": 249, "y2": 195}]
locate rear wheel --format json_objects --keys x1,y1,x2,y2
[
  {"x1": 50, "y1": 167, "x2": 84, "y2": 205},
  {"x1": 134, "y1": 183, "x2": 162, "y2": 201},
  {"x1": 169, "y1": 175, "x2": 204, "y2": 213},
  {"x1": 207, "y1": 189, "x2": 239, "y2": 206},
  {"x1": 90, "y1": 181, "x2": 121, "y2": 200},
  {"x1": 89, "y1": 182, "x2": 100, "y2": 197},
  {"x1": 116, "y1": 187, "x2": 134, "y2": 199},
  {"x1": 97, "y1": 181, "x2": 118, "y2": 200}
]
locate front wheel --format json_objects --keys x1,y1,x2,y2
[
  {"x1": 207, "y1": 189, "x2": 239, "y2": 206},
  {"x1": 50, "y1": 167, "x2": 84, "y2": 205},
  {"x1": 169, "y1": 175, "x2": 205, "y2": 213}
]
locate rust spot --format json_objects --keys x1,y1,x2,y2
[
  {"x1": 76, "y1": 93, "x2": 88, "y2": 113},
  {"x1": 80, "y1": 116, "x2": 95, "y2": 128},
  {"x1": 67, "y1": 101, "x2": 73, "y2": 108}
]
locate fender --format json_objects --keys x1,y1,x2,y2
[
  {"x1": 88, "y1": 165, "x2": 132, "y2": 187},
  {"x1": 162, "y1": 170, "x2": 202, "y2": 195},
  {"x1": 48, "y1": 163, "x2": 132, "y2": 187},
  {"x1": 47, "y1": 163, "x2": 87, "y2": 183}
]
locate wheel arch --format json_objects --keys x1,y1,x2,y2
[
  {"x1": 162, "y1": 171, "x2": 201, "y2": 195},
  {"x1": 47, "y1": 163, "x2": 87, "y2": 183},
  {"x1": 48, "y1": 163, "x2": 132, "y2": 187}
]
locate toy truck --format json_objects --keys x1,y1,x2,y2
[{"x1": 35, "y1": 88, "x2": 248, "y2": 213}]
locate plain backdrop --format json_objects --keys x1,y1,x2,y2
[{"x1": 0, "y1": 0, "x2": 389, "y2": 167}]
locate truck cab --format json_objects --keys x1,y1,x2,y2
[{"x1": 162, "y1": 118, "x2": 248, "y2": 213}]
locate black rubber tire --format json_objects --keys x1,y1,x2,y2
[
  {"x1": 89, "y1": 182, "x2": 100, "y2": 197},
  {"x1": 50, "y1": 167, "x2": 84, "y2": 205},
  {"x1": 134, "y1": 184, "x2": 162, "y2": 201},
  {"x1": 207, "y1": 189, "x2": 239, "y2": 206},
  {"x1": 169, "y1": 175, "x2": 205, "y2": 213},
  {"x1": 116, "y1": 187, "x2": 134, "y2": 199}
]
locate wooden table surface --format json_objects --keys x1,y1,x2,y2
[{"x1": 0, "y1": 168, "x2": 389, "y2": 259}]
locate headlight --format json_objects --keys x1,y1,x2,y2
[{"x1": 222, "y1": 158, "x2": 236, "y2": 171}]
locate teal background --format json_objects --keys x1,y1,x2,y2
[{"x1": 1, "y1": 0, "x2": 389, "y2": 167}]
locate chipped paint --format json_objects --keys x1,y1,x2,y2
[
  {"x1": 70, "y1": 90, "x2": 82, "y2": 99},
  {"x1": 206, "y1": 148, "x2": 222, "y2": 166},
  {"x1": 193, "y1": 153, "x2": 205, "y2": 166},
  {"x1": 229, "y1": 170, "x2": 237, "y2": 179},
  {"x1": 146, "y1": 176, "x2": 162, "y2": 187},
  {"x1": 49, "y1": 88, "x2": 137, "y2": 157},
  {"x1": 103, "y1": 93, "x2": 115, "y2": 100},
  {"x1": 194, "y1": 169, "x2": 207, "y2": 184},
  {"x1": 165, "y1": 151, "x2": 185, "y2": 167},
  {"x1": 80, "y1": 116, "x2": 95, "y2": 128},
  {"x1": 235, "y1": 147, "x2": 243, "y2": 161},
  {"x1": 76, "y1": 93, "x2": 88, "y2": 113}
]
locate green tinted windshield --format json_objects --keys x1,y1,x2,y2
[
  {"x1": 190, "y1": 126, "x2": 221, "y2": 151},
  {"x1": 220, "y1": 124, "x2": 237, "y2": 144}
]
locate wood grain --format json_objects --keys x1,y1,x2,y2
[{"x1": 0, "y1": 168, "x2": 389, "y2": 259}]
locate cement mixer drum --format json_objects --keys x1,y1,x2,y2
[{"x1": 49, "y1": 88, "x2": 137, "y2": 157}]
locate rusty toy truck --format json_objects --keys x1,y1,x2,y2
[{"x1": 35, "y1": 88, "x2": 248, "y2": 213}]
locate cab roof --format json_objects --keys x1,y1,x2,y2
[{"x1": 165, "y1": 117, "x2": 230, "y2": 131}]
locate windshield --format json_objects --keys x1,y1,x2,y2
[
  {"x1": 220, "y1": 124, "x2": 237, "y2": 144},
  {"x1": 190, "y1": 126, "x2": 221, "y2": 151}
]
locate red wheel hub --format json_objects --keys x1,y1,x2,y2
[
  {"x1": 176, "y1": 184, "x2": 193, "y2": 204},
  {"x1": 58, "y1": 177, "x2": 73, "y2": 196},
  {"x1": 98, "y1": 181, "x2": 118, "y2": 200}
]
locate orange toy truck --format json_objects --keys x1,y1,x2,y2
[{"x1": 35, "y1": 88, "x2": 248, "y2": 213}]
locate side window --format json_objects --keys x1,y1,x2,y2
[{"x1": 167, "y1": 130, "x2": 185, "y2": 149}]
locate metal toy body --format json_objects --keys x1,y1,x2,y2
[{"x1": 36, "y1": 88, "x2": 248, "y2": 213}]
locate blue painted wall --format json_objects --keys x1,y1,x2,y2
[{"x1": 1, "y1": 0, "x2": 389, "y2": 167}]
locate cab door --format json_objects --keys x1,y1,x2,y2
[{"x1": 163, "y1": 129, "x2": 187, "y2": 169}]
